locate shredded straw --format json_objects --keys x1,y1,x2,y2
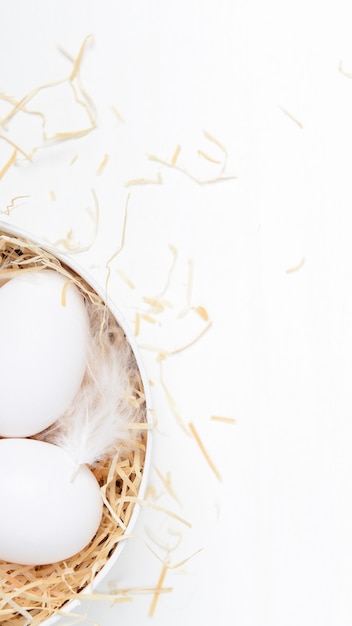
[
  {"x1": 286, "y1": 257, "x2": 305, "y2": 274},
  {"x1": 0, "y1": 230, "x2": 149, "y2": 626},
  {"x1": 210, "y1": 416, "x2": 236, "y2": 424},
  {"x1": 278, "y1": 106, "x2": 303, "y2": 129},
  {"x1": 188, "y1": 422, "x2": 222, "y2": 481},
  {"x1": 148, "y1": 564, "x2": 168, "y2": 617},
  {"x1": 96, "y1": 154, "x2": 109, "y2": 176},
  {"x1": 0, "y1": 34, "x2": 96, "y2": 176}
]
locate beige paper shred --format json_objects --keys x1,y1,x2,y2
[
  {"x1": 192, "y1": 305, "x2": 209, "y2": 321},
  {"x1": 147, "y1": 152, "x2": 236, "y2": 186},
  {"x1": 2, "y1": 196, "x2": 30, "y2": 216},
  {"x1": 149, "y1": 563, "x2": 168, "y2": 617},
  {"x1": 96, "y1": 153, "x2": 110, "y2": 176},
  {"x1": 286, "y1": 257, "x2": 305, "y2": 274},
  {"x1": 0, "y1": 149, "x2": 17, "y2": 180},
  {"x1": 188, "y1": 422, "x2": 222, "y2": 481},
  {"x1": 124, "y1": 173, "x2": 163, "y2": 188},
  {"x1": 211, "y1": 415, "x2": 236, "y2": 424},
  {"x1": 154, "y1": 467, "x2": 181, "y2": 505},
  {"x1": 171, "y1": 144, "x2": 181, "y2": 165},
  {"x1": 278, "y1": 105, "x2": 303, "y2": 129},
  {"x1": 117, "y1": 268, "x2": 135, "y2": 289},
  {"x1": 111, "y1": 105, "x2": 126, "y2": 123},
  {"x1": 0, "y1": 34, "x2": 96, "y2": 159},
  {"x1": 197, "y1": 149, "x2": 222, "y2": 164}
]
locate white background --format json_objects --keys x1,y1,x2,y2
[{"x1": 1, "y1": 1, "x2": 352, "y2": 625}]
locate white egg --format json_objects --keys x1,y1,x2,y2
[
  {"x1": 0, "y1": 438, "x2": 103, "y2": 565},
  {"x1": 0, "y1": 269, "x2": 89, "y2": 437}
]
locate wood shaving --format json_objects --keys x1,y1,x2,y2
[
  {"x1": 286, "y1": 257, "x2": 305, "y2": 274},
  {"x1": 117, "y1": 269, "x2": 135, "y2": 289},
  {"x1": 124, "y1": 173, "x2": 163, "y2": 188},
  {"x1": 141, "y1": 313, "x2": 157, "y2": 324},
  {"x1": 192, "y1": 305, "x2": 209, "y2": 321},
  {"x1": 159, "y1": 361, "x2": 188, "y2": 432},
  {"x1": 211, "y1": 416, "x2": 236, "y2": 424},
  {"x1": 339, "y1": 60, "x2": 352, "y2": 78},
  {"x1": 154, "y1": 467, "x2": 181, "y2": 505},
  {"x1": 278, "y1": 105, "x2": 303, "y2": 129},
  {"x1": 154, "y1": 244, "x2": 178, "y2": 300},
  {"x1": 142, "y1": 296, "x2": 171, "y2": 314},
  {"x1": 147, "y1": 153, "x2": 236, "y2": 185},
  {"x1": 96, "y1": 153, "x2": 109, "y2": 176},
  {"x1": 0, "y1": 34, "x2": 96, "y2": 161},
  {"x1": 148, "y1": 563, "x2": 168, "y2": 617},
  {"x1": 171, "y1": 144, "x2": 181, "y2": 165},
  {"x1": 47, "y1": 189, "x2": 99, "y2": 255},
  {"x1": 197, "y1": 149, "x2": 222, "y2": 164},
  {"x1": 202, "y1": 128, "x2": 228, "y2": 173},
  {"x1": 111, "y1": 105, "x2": 126, "y2": 123},
  {"x1": 104, "y1": 193, "x2": 130, "y2": 298},
  {"x1": 188, "y1": 422, "x2": 222, "y2": 481},
  {"x1": 2, "y1": 196, "x2": 30, "y2": 216},
  {"x1": 170, "y1": 321, "x2": 212, "y2": 355},
  {"x1": 0, "y1": 149, "x2": 17, "y2": 180}
]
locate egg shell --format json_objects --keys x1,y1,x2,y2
[
  {"x1": 0, "y1": 269, "x2": 89, "y2": 437},
  {"x1": 0, "y1": 438, "x2": 103, "y2": 565}
]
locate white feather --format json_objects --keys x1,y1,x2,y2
[{"x1": 40, "y1": 302, "x2": 144, "y2": 469}]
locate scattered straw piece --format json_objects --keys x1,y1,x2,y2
[
  {"x1": 202, "y1": 129, "x2": 227, "y2": 156},
  {"x1": 171, "y1": 144, "x2": 181, "y2": 165},
  {"x1": 286, "y1": 257, "x2": 305, "y2": 274},
  {"x1": 2, "y1": 195, "x2": 30, "y2": 215},
  {"x1": 111, "y1": 105, "x2": 126, "y2": 123},
  {"x1": 0, "y1": 149, "x2": 16, "y2": 180},
  {"x1": 202, "y1": 128, "x2": 228, "y2": 173},
  {"x1": 50, "y1": 190, "x2": 56, "y2": 201},
  {"x1": 192, "y1": 305, "x2": 209, "y2": 321},
  {"x1": 154, "y1": 244, "x2": 178, "y2": 300},
  {"x1": 117, "y1": 496, "x2": 191, "y2": 528},
  {"x1": 211, "y1": 416, "x2": 236, "y2": 424},
  {"x1": 170, "y1": 321, "x2": 212, "y2": 356},
  {"x1": 159, "y1": 361, "x2": 188, "y2": 432},
  {"x1": 147, "y1": 153, "x2": 236, "y2": 186},
  {"x1": 141, "y1": 313, "x2": 157, "y2": 324},
  {"x1": 278, "y1": 105, "x2": 303, "y2": 129},
  {"x1": 104, "y1": 193, "x2": 130, "y2": 297},
  {"x1": 339, "y1": 60, "x2": 352, "y2": 78},
  {"x1": 1, "y1": 34, "x2": 96, "y2": 155},
  {"x1": 188, "y1": 422, "x2": 222, "y2": 481},
  {"x1": 148, "y1": 563, "x2": 168, "y2": 617},
  {"x1": 125, "y1": 173, "x2": 162, "y2": 188},
  {"x1": 0, "y1": 134, "x2": 32, "y2": 160},
  {"x1": 142, "y1": 296, "x2": 170, "y2": 314},
  {"x1": 69, "y1": 154, "x2": 78, "y2": 165},
  {"x1": 96, "y1": 153, "x2": 109, "y2": 176},
  {"x1": 154, "y1": 467, "x2": 181, "y2": 505},
  {"x1": 197, "y1": 149, "x2": 222, "y2": 165},
  {"x1": 117, "y1": 269, "x2": 135, "y2": 289},
  {"x1": 60, "y1": 280, "x2": 75, "y2": 307}
]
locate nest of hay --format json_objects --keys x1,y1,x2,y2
[{"x1": 0, "y1": 230, "x2": 149, "y2": 626}]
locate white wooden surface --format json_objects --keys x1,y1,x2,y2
[{"x1": 1, "y1": 1, "x2": 352, "y2": 624}]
